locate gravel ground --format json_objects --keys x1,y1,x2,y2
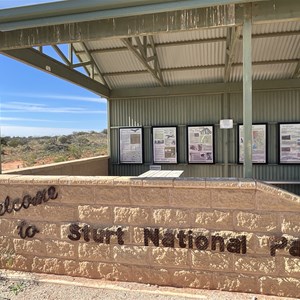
[{"x1": 0, "y1": 271, "x2": 297, "y2": 300}]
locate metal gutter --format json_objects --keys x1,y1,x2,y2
[{"x1": 0, "y1": 0, "x2": 268, "y2": 31}]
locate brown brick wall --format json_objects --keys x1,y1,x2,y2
[{"x1": 0, "y1": 175, "x2": 299, "y2": 297}]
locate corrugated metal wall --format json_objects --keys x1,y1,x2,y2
[{"x1": 109, "y1": 89, "x2": 300, "y2": 194}]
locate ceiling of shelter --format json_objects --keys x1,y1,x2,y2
[
  {"x1": 0, "y1": 0, "x2": 299, "y2": 97},
  {"x1": 71, "y1": 20, "x2": 300, "y2": 90}
]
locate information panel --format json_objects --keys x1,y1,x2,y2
[
  {"x1": 119, "y1": 127, "x2": 143, "y2": 164},
  {"x1": 279, "y1": 123, "x2": 300, "y2": 164},
  {"x1": 153, "y1": 127, "x2": 177, "y2": 164},
  {"x1": 187, "y1": 126, "x2": 214, "y2": 163},
  {"x1": 238, "y1": 124, "x2": 267, "y2": 164}
]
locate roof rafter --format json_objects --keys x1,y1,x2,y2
[
  {"x1": 224, "y1": 26, "x2": 242, "y2": 82},
  {"x1": 73, "y1": 31, "x2": 300, "y2": 56},
  {"x1": 80, "y1": 42, "x2": 110, "y2": 88},
  {"x1": 293, "y1": 61, "x2": 300, "y2": 78},
  {"x1": 101, "y1": 59, "x2": 300, "y2": 77},
  {"x1": 122, "y1": 36, "x2": 164, "y2": 87},
  {"x1": 1, "y1": 48, "x2": 110, "y2": 97},
  {"x1": 1, "y1": 0, "x2": 299, "y2": 51}
]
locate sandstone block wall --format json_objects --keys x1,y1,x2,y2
[
  {"x1": 0, "y1": 175, "x2": 299, "y2": 298},
  {"x1": 5, "y1": 156, "x2": 108, "y2": 176}
]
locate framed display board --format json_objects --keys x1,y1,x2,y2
[
  {"x1": 119, "y1": 127, "x2": 143, "y2": 164},
  {"x1": 152, "y1": 127, "x2": 177, "y2": 164},
  {"x1": 279, "y1": 123, "x2": 300, "y2": 164},
  {"x1": 238, "y1": 124, "x2": 267, "y2": 164},
  {"x1": 187, "y1": 125, "x2": 214, "y2": 164}
]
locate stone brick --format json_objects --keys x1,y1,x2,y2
[
  {"x1": 98, "y1": 262, "x2": 114, "y2": 279},
  {"x1": 112, "y1": 245, "x2": 148, "y2": 266},
  {"x1": 170, "y1": 270, "x2": 213, "y2": 289},
  {"x1": 132, "y1": 227, "x2": 145, "y2": 245},
  {"x1": 173, "y1": 178, "x2": 206, "y2": 188},
  {"x1": 114, "y1": 207, "x2": 150, "y2": 225},
  {"x1": 78, "y1": 243, "x2": 111, "y2": 262},
  {"x1": 61, "y1": 259, "x2": 100, "y2": 278},
  {"x1": 0, "y1": 175, "x2": 19, "y2": 184},
  {"x1": 206, "y1": 178, "x2": 239, "y2": 189},
  {"x1": 94, "y1": 186, "x2": 130, "y2": 205},
  {"x1": 214, "y1": 273, "x2": 259, "y2": 293},
  {"x1": 249, "y1": 234, "x2": 271, "y2": 255},
  {"x1": 60, "y1": 186, "x2": 95, "y2": 204},
  {"x1": 78, "y1": 205, "x2": 112, "y2": 224},
  {"x1": 131, "y1": 187, "x2": 169, "y2": 207},
  {"x1": 34, "y1": 222, "x2": 60, "y2": 240},
  {"x1": 152, "y1": 209, "x2": 190, "y2": 227},
  {"x1": 211, "y1": 190, "x2": 255, "y2": 210},
  {"x1": 234, "y1": 256, "x2": 277, "y2": 275},
  {"x1": 151, "y1": 247, "x2": 189, "y2": 267},
  {"x1": 194, "y1": 210, "x2": 233, "y2": 230},
  {"x1": 238, "y1": 180, "x2": 256, "y2": 189},
  {"x1": 0, "y1": 219, "x2": 18, "y2": 236},
  {"x1": 169, "y1": 188, "x2": 211, "y2": 208},
  {"x1": 142, "y1": 179, "x2": 173, "y2": 187},
  {"x1": 282, "y1": 258, "x2": 300, "y2": 278},
  {"x1": 32, "y1": 257, "x2": 64, "y2": 274},
  {"x1": 234, "y1": 211, "x2": 278, "y2": 232},
  {"x1": 32, "y1": 176, "x2": 64, "y2": 185},
  {"x1": 45, "y1": 240, "x2": 76, "y2": 258},
  {"x1": 1, "y1": 254, "x2": 32, "y2": 272},
  {"x1": 113, "y1": 177, "x2": 143, "y2": 187},
  {"x1": 260, "y1": 276, "x2": 300, "y2": 298},
  {"x1": 130, "y1": 265, "x2": 171, "y2": 286},
  {"x1": 77, "y1": 261, "x2": 100, "y2": 278},
  {"x1": 191, "y1": 251, "x2": 233, "y2": 272},
  {"x1": 61, "y1": 259, "x2": 80, "y2": 276},
  {"x1": 13, "y1": 239, "x2": 46, "y2": 256},
  {"x1": 10, "y1": 204, "x2": 76, "y2": 222},
  {"x1": 0, "y1": 236, "x2": 14, "y2": 254},
  {"x1": 107, "y1": 263, "x2": 133, "y2": 282},
  {"x1": 256, "y1": 190, "x2": 300, "y2": 212},
  {"x1": 281, "y1": 213, "x2": 300, "y2": 235},
  {"x1": 9, "y1": 176, "x2": 36, "y2": 184}
]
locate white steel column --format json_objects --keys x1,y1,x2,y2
[{"x1": 243, "y1": 4, "x2": 253, "y2": 178}]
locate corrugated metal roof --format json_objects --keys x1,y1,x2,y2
[
  {"x1": 154, "y1": 27, "x2": 227, "y2": 43},
  {"x1": 163, "y1": 68, "x2": 224, "y2": 85},
  {"x1": 72, "y1": 20, "x2": 300, "y2": 89},
  {"x1": 106, "y1": 73, "x2": 158, "y2": 89},
  {"x1": 91, "y1": 50, "x2": 147, "y2": 73},
  {"x1": 157, "y1": 42, "x2": 226, "y2": 68},
  {"x1": 252, "y1": 21, "x2": 300, "y2": 35}
]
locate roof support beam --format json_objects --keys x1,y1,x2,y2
[
  {"x1": 0, "y1": 0, "x2": 299, "y2": 51},
  {"x1": 80, "y1": 42, "x2": 110, "y2": 88},
  {"x1": 52, "y1": 45, "x2": 71, "y2": 66},
  {"x1": 224, "y1": 26, "x2": 242, "y2": 82},
  {"x1": 293, "y1": 60, "x2": 300, "y2": 78},
  {"x1": 122, "y1": 37, "x2": 164, "y2": 86},
  {"x1": 110, "y1": 79, "x2": 300, "y2": 99},
  {"x1": 102, "y1": 59, "x2": 300, "y2": 77},
  {"x1": 1, "y1": 48, "x2": 110, "y2": 98},
  {"x1": 242, "y1": 3, "x2": 253, "y2": 179}
]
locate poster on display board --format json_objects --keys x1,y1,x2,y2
[
  {"x1": 238, "y1": 124, "x2": 267, "y2": 164},
  {"x1": 119, "y1": 127, "x2": 143, "y2": 164},
  {"x1": 187, "y1": 126, "x2": 214, "y2": 164},
  {"x1": 279, "y1": 123, "x2": 300, "y2": 164},
  {"x1": 152, "y1": 127, "x2": 177, "y2": 164}
]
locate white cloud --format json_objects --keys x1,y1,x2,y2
[
  {"x1": 0, "y1": 117, "x2": 74, "y2": 123},
  {"x1": 1, "y1": 125, "x2": 95, "y2": 137},
  {"x1": 1, "y1": 92, "x2": 107, "y2": 103},
  {"x1": 0, "y1": 103, "x2": 106, "y2": 114}
]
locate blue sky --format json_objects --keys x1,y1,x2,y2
[{"x1": 0, "y1": 0, "x2": 108, "y2": 137}]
